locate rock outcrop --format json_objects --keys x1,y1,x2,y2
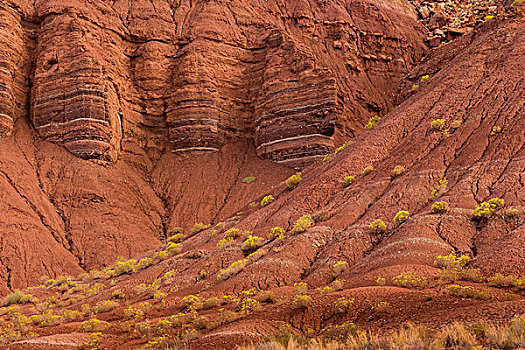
[{"x1": 0, "y1": 0, "x2": 427, "y2": 290}]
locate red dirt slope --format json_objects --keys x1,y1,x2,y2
[{"x1": 0, "y1": 5, "x2": 521, "y2": 350}]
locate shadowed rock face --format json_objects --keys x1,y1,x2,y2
[{"x1": 1, "y1": 0, "x2": 426, "y2": 168}]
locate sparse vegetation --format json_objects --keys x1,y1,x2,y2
[
  {"x1": 392, "y1": 165, "x2": 405, "y2": 177},
  {"x1": 242, "y1": 176, "x2": 256, "y2": 184},
  {"x1": 471, "y1": 197, "x2": 504, "y2": 219},
  {"x1": 261, "y1": 195, "x2": 275, "y2": 207},
  {"x1": 291, "y1": 215, "x2": 314, "y2": 233},
  {"x1": 241, "y1": 235, "x2": 265, "y2": 253},
  {"x1": 393, "y1": 210, "x2": 410, "y2": 227},
  {"x1": 392, "y1": 272, "x2": 427, "y2": 289},
  {"x1": 268, "y1": 227, "x2": 285, "y2": 241},
  {"x1": 364, "y1": 115, "x2": 380, "y2": 130},
  {"x1": 431, "y1": 201, "x2": 449, "y2": 213},
  {"x1": 343, "y1": 176, "x2": 354, "y2": 187},
  {"x1": 369, "y1": 219, "x2": 388, "y2": 234},
  {"x1": 490, "y1": 126, "x2": 502, "y2": 136},
  {"x1": 285, "y1": 173, "x2": 302, "y2": 189},
  {"x1": 431, "y1": 118, "x2": 446, "y2": 132},
  {"x1": 430, "y1": 178, "x2": 448, "y2": 200},
  {"x1": 447, "y1": 284, "x2": 491, "y2": 300},
  {"x1": 362, "y1": 165, "x2": 374, "y2": 175}
]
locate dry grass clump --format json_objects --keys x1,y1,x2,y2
[{"x1": 240, "y1": 317, "x2": 525, "y2": 350}]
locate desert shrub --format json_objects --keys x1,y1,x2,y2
[
  {"x1": 285, "y1": 173, "x2": 302, "y2": 189},
  {"x1": 132, "y1": 258, "x2": 152, "y2": 273},
  {"x1": 167, "y1": 233, "x2": 184, "y2": 243},
  {"x1": 375, "y1": 301, "x2": 391, "y2": 314},
  {"x1": 291, "y1": 215, "x2": 314, "y2": 233},
  {"x1": 311, "y1": 210, "x2": 331, "y2": 223},
  {"x1": 268, "y1": 227, "x2": 285, "y2": 241},
  {"x1": 93, "y1": 299, "x2": 117, "y2": 314},
  {"x1": 80, "y1": 318, "x2": 105, "y2": 332},
  {"x1": 189, "y1": 222, "x2": 210, "y2": 235},
  {"x1": 420, "y1": 75, "x2": 429, "y2": 82},
  {"x1": 392, "y1": 272, "x2": 427, "y2": 289},
  {"x1": 335, "y1": 297, "x2": 354, "y2": 314},
  {"x1": 292, "y1": 294, "x2": 311, "y2": 309},
  {"x1": 194, "y1": 316, "x2": 212, "y2": 330},
  {"x1": 369, "y1": 219, "x2": 388, "y2": 234},
  {"x1": 343, "y1": 176, "x2": 354, "y2": 188},
  {"x1": 436, "y1": 253, "x2": 470, "y2": 270},
  {"x1": 224, "y1": 228, "x2": 241, "y2": 240},
  {"x1": 392, "y1": 165, "x2": 406, "y2": 177},
  {"x1": 181, "y1": 295, "x2": 203, "y2": 312},
  {"x1": 241, "y1": 235, "x2": 265, "y2": 253},
  {"x1": 431, "y1": 201, "x2": 449, "y2": 214},
  {"x1": 471, "y1": 198, "x2": 504, "y2": 219},
  {"x1": 153, "y1": 250, "x2": 168, "y2": 262},
  {"x1": 488, "y1": 273, "x2": 516, "y2": 288},
  {"x1": 393, "y1": 210, "x2": 410, "y2": 227},
  {"x1": 323, "y1": 154, "x2": 331, "y2": 162},
  {"x1": 261, "y1": 195, "x2": 275, "y2": 207},
  {"x1": 242, "y1": 176, "x2": 256, "y2": 184},
  {"x1": 430, "y1": 178, "x2": 448, "y2": 200},
  {"x1": 364, "y1": 115, "x2": 380, "y2": 130},
  {"x1": 217, "y1": 259, "x2": 248, "y2": 281},
  {"x1": 362, "y1": 165, "x2": 374, "y2": 175},
  {"x1": 257, "y1": 291, "x2": 276, "y2": 303},
  {"x1": 323, "y1": 322, "x2": 359, "y2": 342},
  {"x1": 333, "y1": 261, "x2": 348, "y2": 276},
  {"x1": 5, "y1": 290, "x2": 31, "y2": 306},
  {"x1": 447, "y1": 285, "x2": 490, "y2": 300},
  {"x1": 450, "y1": 119, "x2": 463, "y2": 129},
  {"x1": 411, "y1": 84, "x2": 419, "y2": 91},
  {"x1": 169, "y1": 227, "x2": 183, "y2": 235},
  {"x1": 202, "y1": 297, "x2": 219, "y2": 310},
  {"x1": 376, "y1": 277, "x2": 386, "y2": 286},
  {"x1": 334, "y1": 144, "x2": 347, "y2": 155},
  {"x1": 166, "y1": 242, "x2": 182, "y2": 255},
  {"x1": 431, "y1": 119, "x2": 446, "y2": 132},
  {"x1": 294, "y1": 282, "x2": 308, "y2": 295}
]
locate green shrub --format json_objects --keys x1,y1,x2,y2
[
  {"x1": 242, "y1": 176, "x2": 256, "y2": 184},
  {"x1": 471, "y1": 198, "x2": 504, "y2": 219},
  {"x1": 393, "y1": 210, "x2": 410, "y2": 227},
  {"x1": 369, "y1": 219, "x2": 388, "y2": 234},
  {"x1": 261, "y1": 195, "x2": 275, "y2": 207},
  {"x1": 364, "y1": 116, "x2": 380, "y2": 130},
  {"x1": 431, "y1": 201, "x2": 449, "y2": 214},
  {"x1": 285, "y1": 173, "x2": 302, "y2": 189},
  {"x1": 291, "y1": 215, "x2": 314, "y2": 233},
  {"x1": 343, "y1": 176, "x2": 354, "y2": 188}
]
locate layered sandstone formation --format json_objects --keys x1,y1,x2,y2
[{"x1": 0, "y1": 0, "x2": 427, "y2": 290}]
